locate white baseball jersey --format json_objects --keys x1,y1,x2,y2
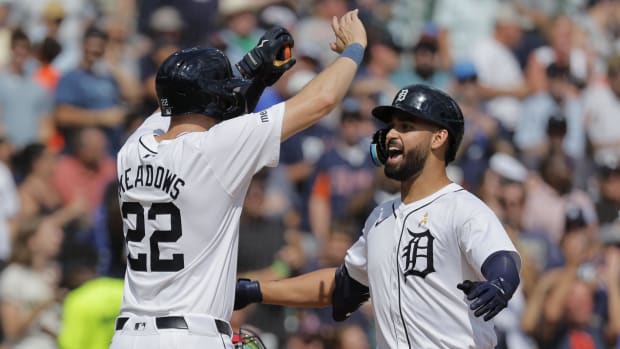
[
  {"x1": 115, "y1": 103, "x2": 284, "y2": 320},
  {"x1": 345, "y1": 183, "x2": 521, "y2": 349}
]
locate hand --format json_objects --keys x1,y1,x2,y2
[
  {"x1": 457, "y1": 278, "x2": 513, "y2": 321},
  {"x1": 236, "y1": 26, "x2": 296, "y2": 86},
  {"x1": 234, "y1": 279, "x2": 263, "y2": 310},
  {"x1": 330, "y1": 9, "x2": 367, "y2": 54},
  {"x1": 370, "y1": 128, "x2": 389, "y2": 166}
]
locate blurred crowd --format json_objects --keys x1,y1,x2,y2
[{"x1": 0, "y1": 0, "x2": 619, "y2": 348}]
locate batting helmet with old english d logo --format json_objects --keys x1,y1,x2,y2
[{"x1": 372, "y1": 84, "x2": 464, "y2": 163}]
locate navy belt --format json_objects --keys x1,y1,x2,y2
[{"x1": 115, "y1": 316, "x2": 232, "y2": 336}]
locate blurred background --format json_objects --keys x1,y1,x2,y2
[{"x1": 0, "y1": 0, "x2": 619, "y2": 348}]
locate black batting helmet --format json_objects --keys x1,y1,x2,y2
[
  {"x1": 155, "y1": 47, "x2": 251, "y2": 120},
  {"x1": 372, "y1": 84, "x2": 464, "y2": 163}
]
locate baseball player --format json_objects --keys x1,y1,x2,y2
[
  {"x1": 110, "y1": 10, "x2": 367, "y2": 349},
  {"x1": 234, "y1": 84, "x2": 522, "y2": 349}
]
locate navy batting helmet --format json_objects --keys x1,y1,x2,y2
[
  {"x1": 372, "y1": 84, "x2": 465, "y2": 163},
  {"x1": 155, "y1": 47, "x2": 251, "y2": 120}
]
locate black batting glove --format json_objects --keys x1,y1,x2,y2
[
  {"x1": 370, "y1": 128, "x2": 390, "y2": 167},
  {"x1": 457, "y1": 278, "x2": 513, "y2": 321},
  {"x1": 236, "y1": 26, "x2": 296, "y2": 86},
  {"x1": 234, "y1": 278, "x2": 263, "y2": 310}
]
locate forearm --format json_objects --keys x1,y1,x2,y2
[
  {"x1": 55, "y1": 105, "x2": 105, "y2": 127},
  {"x1": 48, "y1": 205, "x2": 81, "y2": 228},
  {"x1": 521, "y1": 272, "x2": 557, "y2": 334},
  {"x1": 261, "y1": 267, "x2": 336, "y2": 307},
  {"x1": 477, "y1": 84, "x2": 529, "y2": 99},
  {"x1": 543, "y1": 268, "x2": 577, "y2": 323},
  {"x1": 282, "y1": 55, "x2": 359, "y2": 141},
  {"x1": 1, "y1": 301, "x2": 50, "y2": 339}
]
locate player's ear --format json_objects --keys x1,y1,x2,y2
[{"x1": 430, "y1": 128, "x2": 449, "y2": 151}]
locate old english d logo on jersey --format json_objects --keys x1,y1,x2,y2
[{"x1": 401, "y1": 229, "x2": 435, "y2": 278}]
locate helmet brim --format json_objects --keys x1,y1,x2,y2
[{"x1": 372, "y1": 104, "x2": 423, "y2": 124}]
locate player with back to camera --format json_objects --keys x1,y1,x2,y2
[
  {"x1": 110, "y1": 10, "x2": 367, "y2": 349},
  {"x1": 235, "y1": 84, "x2": 522, "y2": 349}
]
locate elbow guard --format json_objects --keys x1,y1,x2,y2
[
  {"x1": 332, "y1": 265, "x2": 370, "y2": 321},
  {"x1": 481, "y1": 250, "x2": 520, "y2": 298}
]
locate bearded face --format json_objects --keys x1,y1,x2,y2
[{"x1": 383, "y1": 127, "x2": 431, "y2": 182}]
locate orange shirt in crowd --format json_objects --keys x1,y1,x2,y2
[{"x1": 34, "y1": 64, "x2": 61, "y2": 92}]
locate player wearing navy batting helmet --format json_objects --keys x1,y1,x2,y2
[
  {"x1": 111, "y1": 10, "x2": 368, "y2": 349},
  {"x1": 235, "y1": 84, "x2": 521, "y2": 349}
]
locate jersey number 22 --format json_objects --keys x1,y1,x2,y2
[{"x1": 121, "y1": 201, "x2": 184, "y2": 272}]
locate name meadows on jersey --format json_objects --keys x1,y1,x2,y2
[{"x1": 117, "y1": 164, "x2": 186, "y2": 200}]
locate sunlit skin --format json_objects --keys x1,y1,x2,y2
[{"x1": 382, "y1": 111, "x2": 452, "y2": 203}]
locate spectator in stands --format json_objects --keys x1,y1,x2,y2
[
  {"x1": 450, "y1": 61, "x2": 511, "y2": 192},
  {"x1": 0, "y1": 134, "x2": 18, "y2": 266},
  {"x1": 391, "y1": 25, "x2": 450, "y2": 90},
  {"x1": 89, "y1": 181, "x2": 125, "y2": 278},
  {"x1": 13, "y1": 143, "x2": 86, "y2": 233},
  {"x1": 525, "y1": 15, "x2": 590, "y2": 93},
  {"x1": 598, "y1": 222, "x2": 620, "y2": 348},
  {"x1": 432, "y1": 0, "x2": 499, "y2": 61},
  {"x1": 595, "y1": 155, "x2": 620, "y2": 225},
  {"x1": 33, "y1": 37, "x2": 62, "y2": 93},
  {"x1": 0, "y1": 217, "x2": 64, "y2": 349},
  {"x1": 295, "y1": 0, "x2": 348, "y2": 69},
  {"x1": 0, "y1": 1, "x2": 12, "y2": 69},
  {"x1": 100, "y1": 15, "x2": 141, "y2": 95},
  {"x1": 210, "y1": 0, "x2": 266, "y2": 70},
  {"x1": 51, "y1": 127, "x2": 115, "y2": 238},
  {"x1": 495, "y1": 153, "x2": 563, "y2": 276},
  {"x1": 574, "y1": 0, "x2": 620, "y2": 77},
  {"x1": 307, "y1": 100, "x2": 376, "y2": 242},
  {"x1": 10, "y1": 0, "x2": 94, "y2": 73},
  {"x1": 522, "y1": 213, "x2": 607, "y2": 349},
  {"x1": 349, "y1": 27, "x2": 400, "y2": 124},
  {"x1": 0, "y1": 29, "x2": 53, "y2": 149},
  {"x1": 470, "y1": 2, "x2": 531, "y2": 133},
  {"x1": 54, "y1": 28, "x2": 128, "y2": 153},
  {"x1": 515, "y1": 63, "x2": 586, "y2": 171},
  {"x1": 278, "y1": 67, "x2": 336, "y2": 219},
  {"x1": 583, "y1": 53, "x2": 620, "y2": 163},
  {"x1": 137, "y1": 38, "x2": 179, "y2": 115},
  {"x1": 522, "y1": 150, "x2": 598, "y2": 244}
]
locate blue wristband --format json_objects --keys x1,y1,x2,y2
[{"x1": 340, "y1": 43, "x2": 365, "y2": 66}]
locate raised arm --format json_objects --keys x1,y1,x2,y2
[{"x1": 281, "y1": 9, "x2": 367, "y2": 141}]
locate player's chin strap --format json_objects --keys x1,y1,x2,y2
[{"x1": 370, "y1": 128, "x2": 390, "y2": 167}]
